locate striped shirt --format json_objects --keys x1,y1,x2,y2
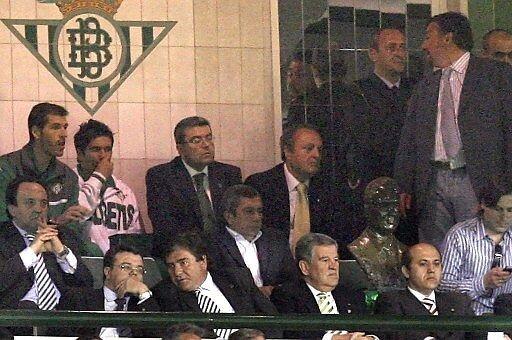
[{"x1": 439, "y1": 217, "x2": 512, "y2": 315}]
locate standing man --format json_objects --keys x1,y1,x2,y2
[
  {"x1": 74, "y1": 119, "x2": 143, "y2": 255},
  {"x1": 481, "y1": 29, "x2": 512, "y2": 65},
  {"x1": 0, "y1": 176, "x2": 93, "y2": 310},
  {"x1": 146, "y1": 116, "x2": 242, "y2": 258},
  {"x1": 375, "y1": 243, "x2": 473, "y2": 340},
  {"x1": 0, "y1": 103, "x2": 90, "y2": 225},
  {"x1": 394, "y1": 12, "x2": 512, "y2": 249},
  {"x1": 440, "y1": 181, "x2": 512, "y2": 315},
  {"x1": 207, "y1": 184, "x2": 296, "y2": 297},
  {"x1": 245, "y1": 124, "x2": 336, "y2": 253}
]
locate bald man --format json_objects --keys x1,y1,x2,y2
[{"x1": 482, "y1": 29, "x2": 512, "y2": 65}]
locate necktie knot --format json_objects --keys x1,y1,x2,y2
[
  {"x1": 193, "y1": 173, "x2": 206, "y2": 189},
  {"x1": 422, "y1": 297, "x2": 438, "y2": 315},
  {"x1": 296, "y1": 182, "x2": 308, "y2": 195},
  {"x1": 442, "y1": 67, "x2": 453, "y2": 79},
  {"x1": 26, "y1": 234, "x2": 35, "y2": 242},
  {"x1": 115, "y1": 297, "x2": 127, "y2": 311}
]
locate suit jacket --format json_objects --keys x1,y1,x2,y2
[
  {"x1": 245, "y1": 163, "x2": 337, "y2": 239},
  {"x1": 374, "y1": 289, "x2": 474, "y2": 340},
  {"x1": 0, "y1": 221, "x2": 93, "y2": 309},
  {"x1": 207, "y1": 226, "x2": 297, "y2": 287},
  {"x1": 270, "y1": 278, "x2": 367, "y2": 339},
  {"x1": 146, "y1": 156, "x2": 242, "y2": 258},
  {"x1": 394, "y1": 56, "x2": 512, "y2": 212},
  {"x1": 57, "y1": 287, "x2": 160, "y2": 337}
]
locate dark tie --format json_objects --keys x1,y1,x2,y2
[
  {"x1": 390, "y1": 85, "x2": 400, "y2": 97},
  {"x1": 26, "y1": 234, "x2": 58, "y2": 310},
  {"x1": 193, "y1": 173, "x2": 216, "y2": 232},
  {"x1": 114, "y1": 297, "x2": 132, "y2": 336},
  {"x1": 422, "y1": 297, "x2": 438, "y2": 315},
  {"x1": 440, "y1": 68, "x2": 461, "y2": 158},
  {"x1": 195, "y1": 289, "x2": 234, "y2": 339}
]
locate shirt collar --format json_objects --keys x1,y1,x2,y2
[
  {"x1": 374, "y1": 71, "x2": 401, "y2": 89},
  {"x1": 305, "y1": 282, "x2": 333, "y2": 297},
  {"x1": 284, "y1": 163, "x2": 309, "y2": 193},
  {"x1": 182, "y1": 158, "x2": 209, "y2": 178},
  {"x1": 447, "y1": 51, "x2": 470, "y2": 75},
  {"x1": 103, "y1": 286, "x2": 118, "y2": 302},
  {"x1": 197, "y1": 271, "x2": 216, "y2": 292},
  {"x1": 225, "y1": 226, "x2": 262, "y2": 243},
  {"x1": 407, "y1": 286, "x2": 436, "y2": 302}
]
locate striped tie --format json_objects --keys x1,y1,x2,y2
[
  {"x1": 195, "y1": 289, "x2": 235, "y2": 339},
  {"x1": 422, "y1": 297, "x2": 438, "y2": 315},
  {"x1": 26, "y1": 234, "x2": 58, "y2": 310},
  {"x1": 317, "y1": 292, "x2": 334, "y2": 314}
]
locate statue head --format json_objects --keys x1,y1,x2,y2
[{"x1": 364, "y1": 177, "x2": 400, "y2": 235}]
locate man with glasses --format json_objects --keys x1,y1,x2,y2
[
  {"x1": 481, "y1": 29, "x2": 512, "y2": 65},
  {"x1": 439, "y1": 181, "x2": 512, "y2": 315},
  {"x1": 146, "y1": 116, "x2": 242, "y2": 258},
  {"x1": 59, "y1": 244, "x2": 160, "y2": 338}
]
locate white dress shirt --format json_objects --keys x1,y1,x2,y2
[
  {"x1": 306, "y1": 283, "x2": 344, "y2": 340},
  {"x1": 225, "y1": 226, "x2": 264, "y2": 287},
  {"x1": 284, "y1": 163, "x2": 310, "y2": 225},
  {"x1": 197, "y1": 272, "x2": 235, "y2": 313}
]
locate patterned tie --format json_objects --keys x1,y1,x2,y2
[
  {"x1": 195, "y1": 289, "x2": 235, "y2": 339},
  {"x1": 114, "y1": 297, "x2": 132, "y2": 337},
  {"x1": 26, "y1": 234, "x2": 58, "y2": 310},
  {"x1": 422, "y1": 297, "x2": 438, "y2": 315},
  {"x1": 440, "y1": 68, "x2": 461, "y2": 158},
  {"x1": 290, "y1": 182, "x2": 310, "y2": 253},
  {"x1": 317, "y1": 292, "x2": 334, "y2": 314},
  {"x1": 193, "y1": 173, "x2": 216, "y2": 232}
]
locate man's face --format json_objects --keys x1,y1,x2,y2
[
  {"x1": 482, "y1": 194, "x2": 512, "y2": 237},
  {"x1": 421, "y1": 22, "x2": 451, "y2": 68},
  {"x1": 299, "y1": 244, "x2": 339, "y2": 292},
  {"x1": 104, "y1": 251, "x2": 145, "y2": 292},
  {"x1": 402, "y1": 244, "x2": 442, "y2": 295},
  {"x1": 284, "y1": 128, "x2": 322, "y2": 181},
  {"x1": 370, "y1": 29, "x2": 406, "y2": 76},
  {"x1": 176, "y1": 125, "x2": 215, "y2": 171},
  {"x1": 225, "y1": 196, "x2": 263, "y2": 240},
  {"x1": 483, "y1": 33, "x2": 512, "y2": 65},
  {"x1": 33, "y1": 114, "x2": 68, "y2": 157},
  {"x1": 77, "y1": 135, "x2": 113, "y2": 175},
  {"x1": 166, "y1": 248, "x2": 208, "y2": 292},
  {"x1": 8, "y1": 182, "x2": 48, "y2": 232}
]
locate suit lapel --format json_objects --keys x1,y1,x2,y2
[
  {"x1": 180, "y1": 291, "x2": 202, "y2": 312},
  {"x1": 208, "y1": 163, "x2": 225, "y2": 217},
  {"x1": 175, "y1": 159, "x2": 203, "y2": 223},
  {"x1": 276, "y1": 164, "x2": 291, "y2": 229},
  {"x1": 299, "y1": 280, "x2": 321, "y2": 313},
  {"x1": 255, "y1": 234, "x2": 270, "y2": 284},
  {"x1": 457, "y1": 55, "x2": 478, "y2": 122},
  {"x1": 220, "y1": 227, "x2": 246, "y2": 268},
  {"x1": 402, "y1": 289, "x2": 431, "y2": 315},
  {"x1": 421, "y1": 71, "x2": 442, "y2": 155}
]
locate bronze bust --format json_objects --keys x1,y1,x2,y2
[{"x1": 348, "y1": 177, "x2": 407, "y2": 290}]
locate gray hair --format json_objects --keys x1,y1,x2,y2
[{"x1": 295, "y1": 233, "x2": 338, "y2": 264}]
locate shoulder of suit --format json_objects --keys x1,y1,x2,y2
[
  {"x1": 210, "y1": 161, "x2": 241, "y2": 172},
  {"x1": 245, "y1": 164, "x2": 283, "y2": 183}
]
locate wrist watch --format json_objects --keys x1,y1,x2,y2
[{"x1": 57, "y1": 246, "x2": 70, "y2": 258}]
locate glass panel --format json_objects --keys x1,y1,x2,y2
[
  {"x1": 328, "y1": 2, "x2": 355, "y2": 49},
  {"x1": 381, "y1": 0, "x2": 406, "y2": 29},
  {"x1": 406, "y1": 3, "x2": 431, "y2": 50},
  {"x1": 303, "y1": 0, "x2": 329, "y2": 50},
  {"x1": 331, "y1": 49, "x2": 356, "y2": 83},
  {"x1": 355, "y1": 0, "x2": 380, "y2": 49},
  {"x1": 356, "y1": 50, "x2": 372, "y2": 80},
  {"x1": 408, "y1": 50, "x2": 427, "y2": 81}
]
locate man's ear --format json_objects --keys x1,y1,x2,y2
[
  {"x1": 31, "y1": 126, "x2": 41, "y2": 140},
  {"x1": 224, "y1": 211, "x2": 233, "y2": 225},
  {"x1": 7, "y1": 205, "x2": 16, "y2": 219},
  {"x1": 368, "y1": 47, "x2": 378, "y2": 62},
  {"x1": 298, "y1": 260, "x2": 310, "y2": 276},
  {"x1": 401, "y1": 265, "x2": 410, "y2": 279}
]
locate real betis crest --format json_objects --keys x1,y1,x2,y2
[{"x1": 2, "y1": 0, "x2": 176, "y2": 115}]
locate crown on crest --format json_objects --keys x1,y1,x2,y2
[{"x1": 56, "y1": 0, "x2": 124, "y2": 16}]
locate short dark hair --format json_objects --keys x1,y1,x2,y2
[
  {"x1": 28, "y1": 103, "x2": 68, "y2": 141},
  {"x1": 103, "y1": 244, "x2": 143, "y2": 270},
  {"x1": 222, "y1": 184, "x2": 260, "y2": 215},
  {"x1": 482, "y1": 28, "x2": 512, "y2": 51},
  {"x1": 228, "y1": 328, "x2": 265, "y2": 340},
  {"x1": 478, "y1": 180, "x2": 512, "y2": 208},
  {"x1": 74, "y1": 119, "x2": 114, "y2": 155},
  {"x1": 280, "y1": 123, "x2": 320, "y2": 161},
  {"x1": 163, "y1": 323, "x2": 207, "y2": 340},
  {"x1": 401, "y1": 243, "x2": 441, "y2": 270},
  {"x1": 429, "y1": 12, "x2": 473, "y2": 51},
  {"x1": 295, "y1": 233, "x2": 337, "y2": 265},
  {"x1": 174, "y1": 116, "x2": 211, "y2": 144},
  {"x1": 5, "y1": 176, "x2": 47, "y2": 218},
  {"x1": 370, "y1": 28, "x2": 405, "y2": 50},
  {"x1": 164, "y1": 232, "x2": 209, "y2": 262}
]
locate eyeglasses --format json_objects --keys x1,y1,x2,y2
[
  {"x1": 182, "y1": 135, "x2": 214, "y2": 145},
  {"x1": 113, "y1": 263, "x2": 146, "y2": 275},
  {"x1": 493, "y1": 51, "x2": 512, "y2": 60},
  {"x1": 491, "y1": 244, "x2": 503, "y2": 268}
]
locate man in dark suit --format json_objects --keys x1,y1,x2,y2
[
  {"x1": 0, "y1": 176, "x2": 93, "y2": 311},
  {"x1": 270, "y1": 233, "x2": 374, "y2": 339},
  {"x1": 152, "y1": 232, "x2": 279, "y2": 339},
  {"x1": 146, "y1": 116, "x2": 242, "y2": 258},
  {"x1": 58, "y1": 244, "x2": 160, "y2": 338},
  {"x1": 207, "y1": 184, "x2": 296, "y2": 297},
  {"x1": 394, "y1": 12, "x2": 512, "y2": 249},
  {"x1": 375, "y1": 243, "x2": 474, "y2": 340},
  {"x1": 245, "y1": 124, "x2": 337, "y2": 254}
]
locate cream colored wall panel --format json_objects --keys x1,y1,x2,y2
[
  {"x1": 115, "y1": 0, "x2": 142, "y2": 20},
  {"x1": 243, "y1": 104, "x2": 273, "y2": 161},
  {"x1": 12, "y1": 44, "x2": 38, "y2": 101},
  {"x1": 144, "y1": 103, "x2": 172, "y2": 159},
  {"x1": 143, "y1": 46, "x2": 170, "y2": 103},
  {"x1": 118, "y1": 102, "x2": 145, "y2": 158},
  {"x1": 217, "y1": 0, "x2": 240, "y2": 48},
  {"x1": 0, "y1": 27, "x2": 11, "y2": 45},
  {"x1": 0, "y1": 83, "x2": 12, "y2": 101},
  {"x1": 195, "y1": 47, "x2": 219, "y2": 103},
  {"x1": 194, "y1": 0, "x2": 218, "y2": 47},
  {"x1": 142, "y1": 0, "x2": 168, "y2": 21},
  {"x1": 35, "y1": 2, "x2": 61, "y2": 19},
  {"x1": 169, "y1": 103, "x2": 197, "y2": 155},
  {"x1": 92, "y1": 102, "x2": 121, "y2": 158},
  {"x1": 218, "y1": 104, "x2": 243, "y2": 160},
  {"x1": 262, "y1": 48, "x2": 274, "y2": 105},
  {"x1": 241, "y1": 48, "x2": 265, "y2": 104},
  {"x1": 65, "y1": 102, "x2": 96, "y2": 159},
  {"x1": 196, "y1": 103, "x2": 220, "y2": 143},
  {"x1": 240, "y1": 0, "x2": 264, "y2": 48},
  {"x1": 12, "y1": 101, "x2": 36, "y2": 150},
  {"x1": 38, "y1": 62, "x2": 66, "y2": 102},
  {"x1": 218, "y1": 48, "x2": 241, "y2": 104},
  {"x1": 0, "y1": 44, "x2": 12, "y2": 84},
  {"x1": 261, "y1": 0, "x2": 271, "y2": 49},
  {"x1": 10, "y1": 0, "x2": 36, "y2": 18},
  {"x1": 169, "y1": 46, "x2": 196, "y2": 103},
  {"x1": 0, "y1": 101, "x2": 14, "y2": 155},
  {"x1": 117, "y1": 65, "x2": 144, "y2": 103},
  {"x1": 168, "y1": 0, "x2": 194, "y2": 47}
]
